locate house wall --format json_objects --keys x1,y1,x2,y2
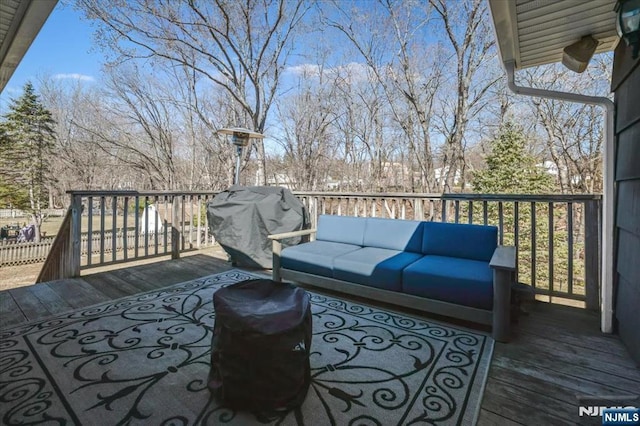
[{"x1": 611, "y1": 42, "x2": 640, "y2": 365}]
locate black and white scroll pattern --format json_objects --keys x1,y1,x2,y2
[{"x1": 0, "y1": 270, "x2": 492, "y2": 425}]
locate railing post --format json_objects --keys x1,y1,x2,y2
[
  {"x1": 172, "y1": 195, "x2": 181, "y2": 259},
  {"x1": 585, "y1": 199, "x2": 601, "y2": 311},
  {"x1": 70, "y1": 193, "x2": 82, "y2": 277},
  {"x1": 414, "y1": 198, "x2": 423, "y2": 220}
]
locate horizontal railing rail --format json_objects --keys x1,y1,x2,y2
[{"x1": 293, "y1": 191, "x2": 602, "y2": 309}]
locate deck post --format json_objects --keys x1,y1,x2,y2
[
  {"x1": 171, "y1": 195, "x2": 180, "y2": 259},
  {"x1": 490, "y1": 246, "x2": 516, "y2": 343},
  {"x1": 70, "y1": 193, "x2": 82, "y2": 277}
]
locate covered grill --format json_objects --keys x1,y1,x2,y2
[{"x1": 207, "y1": 186, "x2": 308, "y2": 268}]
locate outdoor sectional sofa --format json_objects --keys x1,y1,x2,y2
[{"x1": 269, "y1": 215, "x2": 516, "y2": 342}]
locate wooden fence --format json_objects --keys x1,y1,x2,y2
[
  {"x1": 0, "y1": 208, "x2": 66, "y2": 219},
  {"x1": 0, "y1": 238, "x2": 56, "y2": 266},
  {"x1": 0, "y1": 227, "x2": 195, "y2": 267}
]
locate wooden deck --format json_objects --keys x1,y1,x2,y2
[{"x1": 1, "y1": 252, "x2": 638, "y2": 425}]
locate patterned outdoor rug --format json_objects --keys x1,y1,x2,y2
[{"x1": 1, "y1": 270, "x2": 493, "y2": 425}]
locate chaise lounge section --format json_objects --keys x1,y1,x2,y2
[{"x1": 270, "y1": 215, "x2": 516, "y2": 342}]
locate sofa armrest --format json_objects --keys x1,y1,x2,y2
[
  {"x1": 490, "y1": 246, "x2": 516, "y2": 343},
  {"x1": 490, "y1": 246, "x2": 516, "y2": 271},
  {"x1": 268, "y1": 228, "x2": 317, "y2": 241},
  {"x1": 269, "y1": 228, "x2": 317, "y2": 282}
]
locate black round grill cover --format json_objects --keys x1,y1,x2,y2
[
  {"x1": 208, "y1": 279, "x2": 312, "y2": 412},
  {"x1": 207, "y1": 186, "x2": 308, "y2": 268}
]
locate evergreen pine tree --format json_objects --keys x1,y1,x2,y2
[
  {"x1": 0, "y1": 82, "x2": 56, "y2": 242},
  {"x1": 473, "y1": 122, "x2": 553, "y2": 194}
]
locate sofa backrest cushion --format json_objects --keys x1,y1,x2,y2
[
  {"x1": 422, "y1": 222, "x2": 497, "y2": 262},
  {"x1": 316, "y1": 215, "x2": 366, "y2": 246},
  {"x1": 363, "y1": 218, "x2": 423, "y2": 252}
]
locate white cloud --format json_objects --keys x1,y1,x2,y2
[
  {"x1": 286, "y1": 63, "x2": 322, "y2": 77},
  {"x1": 285, "y1": 62, "x2": 372, "y2": 83},
  {"x1": 53, "y1": 73, "x2": 95, "y2": 82}
]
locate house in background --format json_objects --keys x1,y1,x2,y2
[{"x1": 489, "y1": 0, "x2": 639, "y2": 364}]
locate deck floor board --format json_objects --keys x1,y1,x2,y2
[
  {"x1": 0, "y1": 291, "x2": 25, "y2": 329},
  {"x1": 1, "y1": 252, "x2": 638, "y2": 425},
  {"x1": 46, "y1": 278, "x2": 111, "y2": 309},
  {"x1": 27, "y1": 283, "x2": 75, "y2": 317}
]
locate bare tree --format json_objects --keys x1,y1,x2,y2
[
  {"x1": 38, "y1": 77, "x2": 115, "y2": 203},
  {"x1": 324, "y1": 0, "x2": 445, "y2": 192},
  {"x1": 275, "y1": 64, "x2": 340, "y2": 190},
  {"x1": 77, "y1": 0, "x2": 310, "y2": 185},
  {"x1": 521, "y1": 59, "x2": 610, "y2": 193},
  {"x1": 429, "y1": 0, "x2": 499, "y2": 191}
]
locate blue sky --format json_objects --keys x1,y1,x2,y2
[{"x1": 2, "y1": 4, "x2": 100, "y2": 102}]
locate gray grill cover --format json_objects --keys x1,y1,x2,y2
[{"x1": 207, "y1": 186, "x2": 308, "y2": 268}]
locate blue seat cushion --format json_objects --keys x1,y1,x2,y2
[
  {"x1": 422, "y1": 222, "x2": 497, "y2": 262},
  {"x1": 316, "y1": 215, "x2": 366, "y2": 246},
  {"x1": 281, "y1": 241, "x2": 361, "y2": 277},
  {"x1": 363, "y1": 218, "x2": 423, "y2": 252},
  {"x1": 402, "y1": 255, "x2": 494, "y2": 310},
  {"x1": 333, "y1": 247, "x2": 423, "y2": 291}
]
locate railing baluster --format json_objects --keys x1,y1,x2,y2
[
  {"x1": 87, "y1": 196, "x2": 93, "y2": 266},
  {"x1": 123, "y1": 196, "x2": 129, "y2": 261},
  {"x1": 163, "y1": 195, "x2": 169, "y2": 254},
  {"x1": 172, "y1": 195, "x2": 180, "y2": 259},
  {"x1": 111, "y1": 196, "x2": 117, "y2": 263},
  {"x1": 441, "y1": 199, "x2": 447, "y2": 223},
  {"x1": 531, "y1": 202, "x2": 537, "y2": 291},
  {"x1": 468, "y1": 201, "x2": 473, "y2": 224},
  {"x1": 197, "y1": 196, "x2": 202, "y2": 249},
  {"x1": 162, "y1": 195, "x2": 168, "y2": 254},
  {"x1": 144, "y1": 196, "x2": 149, "y2": 257},
  {"x1": 204, "y1": 195, "x2": 210, "y2": 246},
  {"x1": 498, "y1": 202, "x2": 504, "y2": 245},
  {"x1": 71, "y1": 194, "x2": 82, "y2": 276},
  {"x1": 454, "y1": 200, "x2": 460, "y2": 223},
  {"x1": 514, "y1": 201, "x2": 519, "y2": 284},
  {"x1": 568, "y1": 202, "x2": 574, "y2": 295},
  {"x1": 483, "y1": 201, "x2": 488, "y2": 225},
  {"x1": 134, "y1": 196, "x2": 140, "y2": 258},
  {"x1": 548, "y1": 202, "x2": 554, "y2": 299},
  {"x1": 100, "y1": 196, "x2": 105, "y2": 264}
]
